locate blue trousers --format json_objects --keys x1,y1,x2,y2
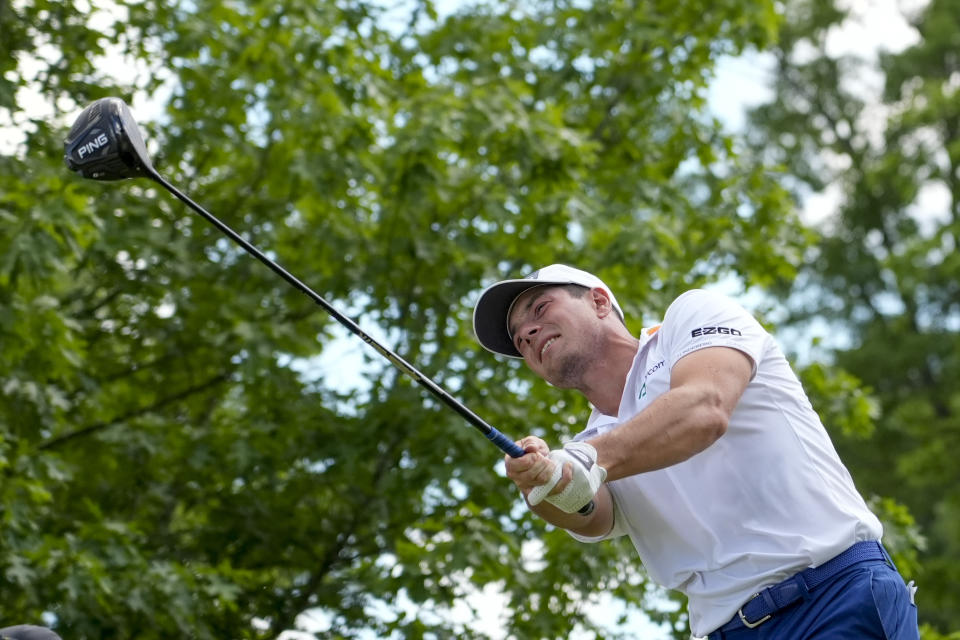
[{"x1": 708, "y1": 556, "x2": 919, "y2": 639}]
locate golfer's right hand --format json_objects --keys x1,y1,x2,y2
[{"x1": 505, "y1": 436, "x2": 561, "y2": 497}]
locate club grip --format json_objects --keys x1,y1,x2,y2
[{"x1": 485, "y1": 428, "x2": 526, "y2": 458}]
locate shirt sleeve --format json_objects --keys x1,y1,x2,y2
[
  {"x1": 658, "y1": 289, "x2": 769, "y2": 379},
  {"x1": 566, "y1": 493, "x2": 628, "y2": 543}
]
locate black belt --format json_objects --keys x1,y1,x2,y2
[{"x1": 715, "y1": 540, "x2": 889, "y2": 634}]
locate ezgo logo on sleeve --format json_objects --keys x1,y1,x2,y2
[{"x1": 691, "y1": 326, "x2": 742, "y2": 337}]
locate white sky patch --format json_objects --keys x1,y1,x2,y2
[
  {"x1": 707, "y1": 52, "x2": 777, "y2": 132},
  {"x1": 800, "y1": 180, "x2": 847, "y2": 227},
  {"x1": 825, "y1": 0, "x2": 923, "y2": 59},
  {"x1": 909, "y1": 180, "x2": 953, "y2": 236}
]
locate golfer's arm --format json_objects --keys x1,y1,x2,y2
[
  {"x1": 526, "y1": 484, "x2": 615, "y2": 538},
  {"x1": 591, "y1": 346, "x2": 753, "y2": 482}
]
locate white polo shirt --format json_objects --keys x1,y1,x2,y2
[{"x1": 570, "y1": 289, "x2": 882, "y2": 636}]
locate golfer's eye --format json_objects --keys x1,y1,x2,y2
[{"x1": 535, "y1": 301, "x2": 546, "y2": 316}]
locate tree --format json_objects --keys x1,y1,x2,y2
[
  {"x1": 742, "y1": 0, "x2": 960, "y2": 632},
  {"x1": 2, "y1": 0, "x2": 806, "y2": 637}
]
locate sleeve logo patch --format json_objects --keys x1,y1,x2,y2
[{"x1": 691, "y1": 326, "x2": 742, "y2": 337}]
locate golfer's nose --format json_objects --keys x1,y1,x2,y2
[{"x1": 517, "y1": 323, "x2": 539, "y2": 347}]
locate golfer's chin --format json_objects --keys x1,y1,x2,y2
[{"x1": 538, "y1": 354, "x2": 584, "y2": 390}]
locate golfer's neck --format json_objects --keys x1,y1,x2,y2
[{"x1": 579, "y1": 335, "x2": 639, "y2": 416}]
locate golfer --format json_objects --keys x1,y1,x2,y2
[{"x1": 473, "y1": 264, "x2": 919, "y2": 639}]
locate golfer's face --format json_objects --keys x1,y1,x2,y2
[{"x1": 509, "y1": 286, "x2": 598, "y2": 384}]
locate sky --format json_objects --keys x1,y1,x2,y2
[{"x1": 2, "y1": 0, "x2": 931, "y2": 638}]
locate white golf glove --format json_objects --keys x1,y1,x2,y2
[{"x1": 527, "y1": 441, "x2": 607, "y2": 514}]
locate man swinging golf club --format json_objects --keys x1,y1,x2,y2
[{"x1": 473, "y1": 264, "x2": 920, "y2": 638}]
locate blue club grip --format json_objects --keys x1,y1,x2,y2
[{"x1": 485, "y1": 427, "x2": 526, "y2": 458}]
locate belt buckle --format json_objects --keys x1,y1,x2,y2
[{"x1": 738, "y1": 593, "x2": 772, "y2": 629}]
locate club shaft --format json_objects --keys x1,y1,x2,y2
[{"x1": 149, "y1": 171, "x2": 526, "y2": 458}]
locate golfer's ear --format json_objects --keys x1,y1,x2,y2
[{"x1": 591, "y1": 287, "x2": 613, "y2": 317}]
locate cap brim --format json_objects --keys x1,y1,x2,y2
[{"x1": 473, "y1": 279, "x2": 555, "y2": 358}]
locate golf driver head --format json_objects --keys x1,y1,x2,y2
[{"x1": 64, "y1": 97, "x2": 154, "y2": 181}]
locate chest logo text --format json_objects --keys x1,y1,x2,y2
[{"x1": 691, "y1": 326, "x2": 742, "y2": 337}]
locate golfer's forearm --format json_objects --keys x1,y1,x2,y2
[
  {"x1": 591, "y1": 383, "x2": 729, "y2": 481},
  {"x1": 527, "y1": 486, "x2": 614, "y2": 537}
]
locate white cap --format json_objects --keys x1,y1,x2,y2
[{"x1": 472, "y1": 264, "x2": 624, "y2": 358}]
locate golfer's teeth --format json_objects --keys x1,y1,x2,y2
[{"x1": 541, "y1": 337, "x2": 557, "y2": 357}]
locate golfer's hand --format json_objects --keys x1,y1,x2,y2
[
  {"x1": 504, "y1": 436, "x2": 570, "y2": 499},
  {"x1": 533, "y1": 441, "x2": 607, "y2": 513}
]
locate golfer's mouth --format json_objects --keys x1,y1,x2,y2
[{"x1": 540, "y1": 336, "x2": 559, "y2": 360}]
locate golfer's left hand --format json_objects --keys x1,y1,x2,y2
[
  {"x1": 505, "y1": 436, "x2": 565, "y2": 496},
  {"x1": 528, "y1": 441, "x2": 607, "y2": 513}
]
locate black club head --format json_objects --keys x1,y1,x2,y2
[{"x1": 64, "y1": 97, "x2": 154, "y2": 181}]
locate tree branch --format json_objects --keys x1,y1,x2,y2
[{"x1": 35, "y1": 372, "x2": 232, "y2": 452}]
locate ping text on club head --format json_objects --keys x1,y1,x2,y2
[{"x1": 76, "y1": 133, "x2": 109, "y2": 159}]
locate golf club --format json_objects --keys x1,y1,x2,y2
[{"x1": 63, "y1": 96, "x2": 597, "y2": 515}]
